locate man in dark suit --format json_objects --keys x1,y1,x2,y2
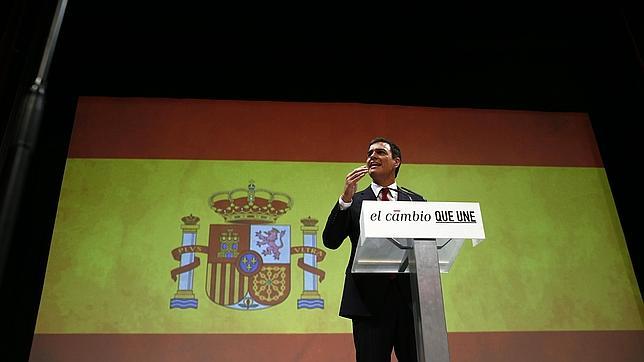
[{"x1": 323, "y1": 137, "x2": 424, "y2": 362}]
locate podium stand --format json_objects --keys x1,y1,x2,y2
[{"x1": 352, "y1": 201, "x2": 485, "y2": 362}]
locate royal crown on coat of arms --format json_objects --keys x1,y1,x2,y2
[{"x1": 209, "y1": 180, "x2": 292, "y2": 224}]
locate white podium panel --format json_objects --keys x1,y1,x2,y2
[
  {"x1": 359, "y1": 201, "x2": 486, "y2": 243},
  {"x1": 353, "y1": 201, "x2": 485, "y2": 274}
]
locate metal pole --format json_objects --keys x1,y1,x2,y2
[
  {"x1": 0, "y1": 0, "x2": 68, "y2": 284},
  {"x1": 409, "y1": 238, "x2": 451, "y2": 362}
]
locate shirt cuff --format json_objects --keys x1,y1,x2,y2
[{"x1": 338, "y1": 196, "x2": 352, "y2": 210}]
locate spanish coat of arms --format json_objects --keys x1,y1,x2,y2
[{"x1": 169, "y1": 181, "x2": 325, "y2": 311}]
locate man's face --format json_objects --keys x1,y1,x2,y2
[{"x1": 366, "y1": 141, "x2": 400, "y2": 180}]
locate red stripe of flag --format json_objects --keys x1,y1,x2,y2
[{"x1": 69, "y1": 97, "x2": 603, "y2": 167}]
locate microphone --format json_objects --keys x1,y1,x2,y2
[
  {"x1": 378, "y1": 187, "x2": 412, "y2": 201},
  {"x1": 397, "y1": 186, "x2": 427, "y2": 201},
  {"x1": 391, "y1": 187, "x2": 412, "y2": 201}
]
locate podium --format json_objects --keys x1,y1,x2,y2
[{"x1": 352, "y1": 201, "x2": 485, "y2": 362}]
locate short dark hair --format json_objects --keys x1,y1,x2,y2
[{"x1": 369, "y1": 137, "x2": 402, "y2": 176}]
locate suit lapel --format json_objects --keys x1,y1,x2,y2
[{"x1": 356, "y1": 186, "x2": 377, "y2": 201}]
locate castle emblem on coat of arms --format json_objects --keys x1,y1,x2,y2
[{"x1": 169, "y1": 181, "x2": 326, "y2": 311}]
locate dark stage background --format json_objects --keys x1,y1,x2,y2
[{"x1": 1, "y1": 3, "x2": 642, "y2": 361}]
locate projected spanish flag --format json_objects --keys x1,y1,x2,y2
[{"x1": 30, "y1": 98, "x2": 643, "y2": 361}]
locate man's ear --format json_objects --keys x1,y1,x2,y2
[{"x1": 394, "y1": 158, "x2": 401, "y2": 169}]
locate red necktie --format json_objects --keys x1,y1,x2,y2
[{"x1": 380, "y1": 187, "x2": 389, "y2": 201}]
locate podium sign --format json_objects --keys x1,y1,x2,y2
[
  {"x1": 353, "y1": 201, "x2": 485, "y2": 273},
  {"x1": 359, "y1": 201, "x2": 485, "y2": 242}
]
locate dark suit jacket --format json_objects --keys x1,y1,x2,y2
[{"x1": 322, "y1": 185, "x2": 425, "y2": 318}]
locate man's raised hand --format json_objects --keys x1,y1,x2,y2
[{"x1": 341, "y1": 165, "x2": 369, "y2": 203}]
